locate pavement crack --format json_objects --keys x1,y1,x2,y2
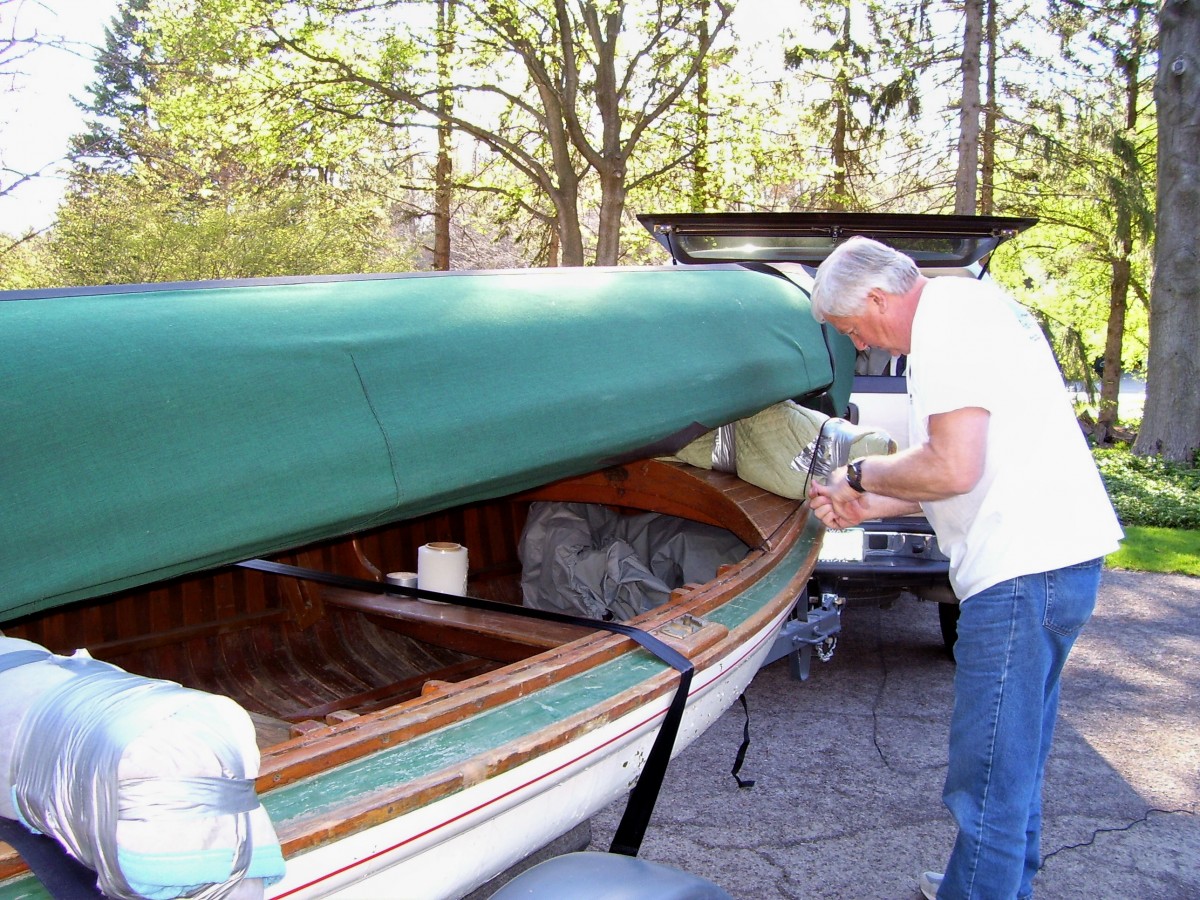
[
  {"x1": 1040, "y1": 807, "x2": 1197, "y2": 866},
  {"x1": 870, "y1": 619, "x2": 891, "y2": 768}
]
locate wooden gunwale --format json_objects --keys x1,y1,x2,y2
[{"x1": 519, "y1": 459, "x2": 795, "y2": 551}]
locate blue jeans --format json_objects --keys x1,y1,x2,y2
[{"x1": 939, "y1": 558, "x2": 1101, "y2": 900}]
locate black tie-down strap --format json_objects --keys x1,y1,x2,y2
[
  {"x1": 729, "y1": 693, "x2": 756, "y2": 789},
  {"x1": 236, "y1": 558, "x2": 695, "y2": 858},
  {"x1": 0, "y1": 817, "x2": 105, "y2": 900}
]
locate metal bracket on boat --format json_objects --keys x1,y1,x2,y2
[
  {"x1": 236, "y1": 558, "x2": 693, "y2": 859},
  {"x1": 762, "y1": 590, "x2": 843, "y2": 681},
  {"x1": 659, "y1": 614, "x2": 704, "y2": 638}
]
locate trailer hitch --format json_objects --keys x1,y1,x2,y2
[{"x1": 761, "y1": 590, "x2": 843, "y2": 681}]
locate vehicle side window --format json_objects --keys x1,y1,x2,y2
[{"x1": 855, "y1": 348, "x2": 906, "y2": 377}]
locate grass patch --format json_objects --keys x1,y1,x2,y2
[
  {"x1": 1091, "y1": 444, "x2": 1200, "y2": 576},
  {"x1": 1107, "y1": 525, "x2": 1200, "y2": 577}
]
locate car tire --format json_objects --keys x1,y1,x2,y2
[{"x1": 938, "y1": 601, "x2": 959, "y2": 660}]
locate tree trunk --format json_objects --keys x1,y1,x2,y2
[
  {"x1": 1097, "y1": 248, "x2": 1129, "y2": 439},
  {"x1": 954, "y1": 0, "x2": 983, "y2": 214},
  {"x1": 594, "y1": 166, "x2": 626, "y2": 266},
  {"x1": 829, "y1": 1, "x2": 851, "y2": 210},
  {"x1": 553, "y1": 187, "x2": 587, "y2": 266},
  {"x1": 583, "y1": 0, "x2": 624, "y2": 266},
  {"x1": 690, "y1": 0, "x2": 711, "y2": 214},
  {"x1": 1096, "y1": 2, "x2": 1146, "y2": 439},
  {"x1": 433, "y1": 0, "x2": 455, "y2": 271},
  {"x1": 546, "y1": 221, "x2": 560, "y2": 267},
  {"x1": 1134, "y1": 0, "x2": 1200, "y2": 464},
  {"x1": 979, "y1": 0, "x2": 997, "y2": 214}
]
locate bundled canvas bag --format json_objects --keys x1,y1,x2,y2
[
  {"x1": 667, "y1": 400, "x2": 894, "y2": 499},
  {"x1": 0, "y1": 637, "x2": 284, "y2": 900}
]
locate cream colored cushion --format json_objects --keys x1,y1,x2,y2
[{"x1": 668, "y1": 401, "x2": 894, "y2": 499}]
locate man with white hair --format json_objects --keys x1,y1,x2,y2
[{"x1": 807, "y1": 236, "x2": 1122, "y2": 899}]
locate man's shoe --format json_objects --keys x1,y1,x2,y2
[{"x1": 919, "y1": 871, "x2": 944, "y2": 900}]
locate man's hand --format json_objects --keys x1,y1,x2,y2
[
  {"x1": 808, "y1": 465, "x2": 924, "y2": 529},
  {"x1": 809, "y1": 466, "x2": 874, "y2": 529}
]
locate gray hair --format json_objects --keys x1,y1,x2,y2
[{"x1": 810, "y1": 236, "x2": 920, "y2": 323}]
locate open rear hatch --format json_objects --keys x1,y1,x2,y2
[{"x1": 637, "y1": 211, "x2": 1037, "y2": 268}]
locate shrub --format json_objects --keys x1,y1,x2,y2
[{"x1": 1093, "y1": 446, "x2": 1200, "y2": 530}]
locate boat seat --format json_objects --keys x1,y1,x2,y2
[
  {"x1": 320, "y1": 587, "x2": 592, "y2": 662},
  {"x1": 487, "y1": 851, "x2": 733, "y2": 899}
]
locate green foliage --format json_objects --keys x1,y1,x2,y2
[
  {"x1": 781, "y1": 0, "x2": 929, "y2": 209},
  {"x1": 991, "y1": 221, "x2": 1151, "y2": 377},
  {"x1": 992, "y1": 0, "x2": 1156, "y2": 379},
  {"x1": 49, "y1": 171, "x2": 413, "y2": 286},
  {"x1": 71, "y1": 0, "x2": 154, "y2": 169},
  {"x1": 1093, "y1": 445, "x2": 1200, "y2": 530},
  {"x1": 0, "y1": 234, "x2": 59, "y2": 290},
  {"x1": 132, "y1": 0, "x2": 731, "y2": 266},
  {"x1": 78, "y1": 0, "x2": 411, "y2": 201}
]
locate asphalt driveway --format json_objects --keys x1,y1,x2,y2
[{"x1": 589, "y1": 570, "x2": 1200, "y2": 899}]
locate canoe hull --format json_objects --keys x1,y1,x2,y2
[{"x1": 254, "y1": 464, "x2": 819, "y2": 898}]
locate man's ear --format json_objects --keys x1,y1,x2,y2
[{"x1": 868, "y1": 288, "x2": 887, "y2": 312}]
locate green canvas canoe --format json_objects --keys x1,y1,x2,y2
[{"x1": 0, "y1": 265, "x2": 850, "y2": 621}]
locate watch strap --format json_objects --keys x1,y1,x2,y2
[{"x1": 847, "y1": 459, "x2": 866, "y2": 493}]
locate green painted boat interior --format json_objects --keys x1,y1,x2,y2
[{"x1": 0, "y1": 875, "x2": 46, "y2": 900}]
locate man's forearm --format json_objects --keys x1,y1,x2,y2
[
  {"x1": 856, "y1": 491, "x2": 923, "y2": 519},
  {"x1": 852, "y1": 449, "x2": 967, "y2": 503}
]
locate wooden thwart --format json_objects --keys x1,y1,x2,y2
[{"x1": 321, "y1": 586, "x2": 593, "y2": 662}]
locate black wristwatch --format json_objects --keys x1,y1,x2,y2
[{"x1": 846, "y1": 459, "x2": 866, "y2": 493}]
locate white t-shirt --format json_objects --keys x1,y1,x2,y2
[{"x1": 907, "y1": 277, "x2": 1123, "y2": 600}]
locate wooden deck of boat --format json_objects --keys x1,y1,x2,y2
[{"x1": 520, "y1": 459, "x2": 799, "y2": 551}]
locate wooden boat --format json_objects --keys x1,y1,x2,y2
[{"x1": 0, "y1": 265, "x2": 848, "y2": 899}]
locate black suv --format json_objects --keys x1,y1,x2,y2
[{"x1": 639, "y1": 212, "x2": 1037, "y2": 653}]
